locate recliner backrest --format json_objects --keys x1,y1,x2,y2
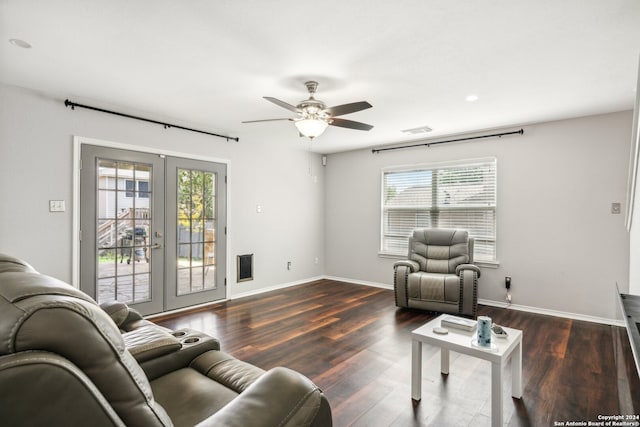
[
  {"x1": 409, "y1": 228, "x2": 471, "y2": 274},
  {"x1": 0, "y1": 254, "x2": 172, "y2": 426}
]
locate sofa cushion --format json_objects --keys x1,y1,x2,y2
[
  {"x1": 152, "y1": 351, "x2": 266, "y2": 427},
  {"x1": 191, "y1": 350, "x2": 265, "y2": 394},
  {"x1": 0, "y1": 254, "x2": 36, "y2": 274},
  {"x1": 151, "y1": 367, "x2": 239, "y2": 427},
  {"x1": 410, "y1": 228, "x2": 469, "y2": 274},
  {"x1": 408, "y1": 272, "x2": 460, "y2": 303}
]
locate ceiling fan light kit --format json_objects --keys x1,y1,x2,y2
[
  {"x1": 295, "y1": 118, "x2": 329, "y2": 138},
  {"x1": 242, "y1": 81, "x2": 373, "y2": 140}
]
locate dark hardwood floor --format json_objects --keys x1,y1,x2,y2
[{"x1": 154, "y1": 280, "x2": 640, "y2": 427}]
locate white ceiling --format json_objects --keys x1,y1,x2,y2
[{"x1": 1, "y1": 0, "x2": 639, "y2": 154}]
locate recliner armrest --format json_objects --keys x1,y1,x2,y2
[
  {"x1": 122, "y1": 325, "x2": 182, "y2": 363},
  {"x1": 99, "y1": 300, "x2": 156, "y2": 331},
  {"x1": 195, "y1": 367, "x2": 331, "y2": 427},
  {"x1": 393, "y1": 260, "x2": 419, "y2": 273},
  {"x1": 456, "y1": 263, "x2": 481, "y2": 278}
]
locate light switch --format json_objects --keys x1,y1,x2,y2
[
  {"x1": 256, "y1": 205, "x2": 263, "y2": 214},
  {"x1": 49, "y1": 200, "x2": 66, "y2": 212}
]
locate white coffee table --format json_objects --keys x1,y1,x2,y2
[{"x1": 411, "y1": 314, "x2": 523, "y2": 427}]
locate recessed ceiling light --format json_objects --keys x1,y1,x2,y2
[
  {"x1": 465, "y1": 94, "x2": 479, "y2": 102},
  {"x1": 9, "y1": 38, "x2": 32, "y2": 49}
]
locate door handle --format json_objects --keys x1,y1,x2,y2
[{"x1": 150, "y1": 243, "x2": 162, "y2": 249}]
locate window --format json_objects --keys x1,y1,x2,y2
[
  {"x1": 125, "y1": 179, "x2": 150, "y2": 198},
  {"x1": 381, "y1": 158, "x2": 497, "y2": 263},
  {"x1": 138, "y1": 180, "x2": 150, "y2": 198},
  {"x1": 125, "y1": 179, "x2": 135, "y2": 197}
]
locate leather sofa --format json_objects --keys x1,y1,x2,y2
[
  {"x1": 393, "y1": 228, "x2": 481, "y2": 318},
  {"x1": 0, "y1": 254, "x2": 332, "y2": 426}
]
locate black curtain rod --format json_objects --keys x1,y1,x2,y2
[
  {"x1": 371, "y1": 128, "x2": 524, "y2": 153},
  {"x1": 64, "y1": 99, "x2": 239, "y2": 142}
]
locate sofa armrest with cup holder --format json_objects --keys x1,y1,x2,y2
[
  {"x1": 139, "y1": 328, "x2": 221, "y2": 380},
  {"x1": 102, "y1": 300, "x2": 224, "y2": 379}
]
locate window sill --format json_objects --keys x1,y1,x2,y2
[
  {"x1": 475, "y1": 261, "x2": 500, "y2": 269},
  {"x1": 378, "y1": 252, "x2": 499, "y2": 268},
  {"x1": 378, "y1": 252, "x2": 405, "y2": 259}
]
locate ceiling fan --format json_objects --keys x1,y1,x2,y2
[{"x1": 242, "y1": 81, "x2": 373, "y2": 139}]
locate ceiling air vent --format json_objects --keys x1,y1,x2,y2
[{"x1": 402, "y1": 125, "x2": 433, "y2": 135}]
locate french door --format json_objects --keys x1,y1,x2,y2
[
  {"x1": 79, "y1": 145, "x2": 226, "y2": 315},
  {"x1": 164, "y1": 156, "x2": 226, "y2": 311}
]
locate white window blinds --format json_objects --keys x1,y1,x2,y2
[{"x1": 381, "y1": 158, "x2": 497, "y2": 262}]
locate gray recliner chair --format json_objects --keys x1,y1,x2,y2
[
  {"x1": 0, "y1": 254, "x2": 332, "y2": 427},
  {"x1": 393, "y1": 228, "x2": 481, "y2": 318}
]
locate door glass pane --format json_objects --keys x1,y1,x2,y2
[
  {"x1": 204, "y1": 172, "x2": 215, "y2": 220},
  {"x1": 96, "y1": 158, "x2": 152, "y2": 305},
  {"x1": 191, "y1": 267, "x2": 204, "y2": 292},
  {"x1": 192, "y1": 221, "x2": 204, "y2": 243},
  {"x1": 176, "y1": 168, "x2": 217, "y2": 295}
]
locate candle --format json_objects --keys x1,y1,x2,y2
[{"x1": 477, "y1": 316, "x2": 492, "y2": 347}]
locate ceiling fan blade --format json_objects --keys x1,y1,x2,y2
[
  {"x1": 264, "y1": 97, "x2": 301, "y2": 113},
  {"x1": 329, "y1": 118, "x2": 374, "y2": 131},
  {"x1": 241, "y1": 118, "x2": 294, "y2": 123},
  {"x1": 325, "y1": 101, "x2": 372, "y2": 117}
]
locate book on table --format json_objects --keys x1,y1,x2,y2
[{"x1": 441, "y1": 315, "x2": 478, "y2": 332}]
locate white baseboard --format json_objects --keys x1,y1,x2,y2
[
  {"x1": 228, "y1": 276, "x2": 326, "y2": 300},
  {"x1": 323, "y1": 275, "x2": 394, "y2": 290},
  {"x1": 149, "y1": 275, "x2": 624, "y2": 327},
  {"x1": 478, "y1": 298, "x2": 624, "y2": 327},
  {"x1": 322, "y1": 275, "x2": 624, "y2": 326},
  {"x1": 146, "y1": 299, "x2": 229, "y2": 320},
  {"x1": 146, "y1": 276, "x2": 325, "y2": 320}
]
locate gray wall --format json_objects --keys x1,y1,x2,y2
[
  {"x1": 0, "y1": 82, "x2": 633, "y2": 321},
  {"x1": 627, "y1": 61, "x2": 640, "y2": 296},
  {"x1": 324, "y1": 111, "x2": 632, "y2": 321},
  {"x1": 0, "y1": 83, "x2": 325, "y2": 296}
]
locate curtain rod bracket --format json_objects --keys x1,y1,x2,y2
[{"x1": 64, "y1": 99, "x2": 239, "y2": 142}]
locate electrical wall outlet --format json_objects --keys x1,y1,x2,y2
[
  {"x1": 611, "y1": 202, "x2": 621, "y2": 214},
  {"x1": 505, "y1": 276, "x2": 511, "y2": 289}
]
